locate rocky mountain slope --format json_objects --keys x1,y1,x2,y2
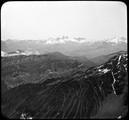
[
  {"x1": 1, "y1": 51, "x2": 128, "y2": 119},
  {"x1": 1, "y1": 52, "x2": 96, "y2": 91}
]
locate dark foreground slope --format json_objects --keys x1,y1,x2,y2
[{"x1": 1, "y1": 51, "x2": 128, "y2": 119}]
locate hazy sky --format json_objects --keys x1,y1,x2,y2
[{"x1": 1, "y1": 1, "x2": 127, "y2": 40}]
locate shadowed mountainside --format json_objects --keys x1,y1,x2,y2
[
  {"x1": 71, "y1": 55, "x2": 97, "y2": 68},
  {"x1": 1, "y1": 52, "x2": 96, "y2": 91}
]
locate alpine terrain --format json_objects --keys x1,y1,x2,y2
[{"x1": 1, "y1": 51, "x2": 128, "y2": 119}]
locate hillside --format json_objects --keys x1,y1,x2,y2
[
  {"x1": 91, "y1": 51, "x2": 127, "y2": 65},
  {"x1": 2, "y1": 51, "x2": 128, "y2": 119},
  {"x1": 1, "y1": 52, "x2": 96, "y2": 91},
  {"x1": 72, "y1": 55, "x2": 97, "y2": 67}
]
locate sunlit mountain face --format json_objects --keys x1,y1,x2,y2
[{"x1": 1, "y1": 51, "x2": 128, "y2": 119}]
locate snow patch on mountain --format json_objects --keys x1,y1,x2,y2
[
  {"x1": 98, "y1": 68, "x2": 110, "y2": 73},
  {"x1": 1, "y1": 51, "x2": 7, "y2": 57},
  {"x1": 111, "y1": 72, "x2": 117, "y2": 95},
  {"x1": 2, "y1": 50, "x2": 40, "y2": 57},
  {"x1": 44, "y1": 36, "x2": 127, "y2": 44},
  {"x1": 106, "y1": 37, "x2": 127, "y2": 44},
  {"x1": 117, "y1": 55, "x2": 122, "y2": 66}
]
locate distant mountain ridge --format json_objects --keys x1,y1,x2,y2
[
  {"x1": 1, "y1": 36, "x2": 127, "y2": 58},
  {"x1": 1, "y1": 49, "x2": 40, "y2": 57}
]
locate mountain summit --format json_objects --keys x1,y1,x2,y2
[{"x1": 106, "y1": 37, "x2": 127, "y2": 44}]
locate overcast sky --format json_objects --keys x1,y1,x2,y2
[{"x1": 1, "y1": 1, "x2": 127, "y2": 40}]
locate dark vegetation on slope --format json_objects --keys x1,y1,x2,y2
[
  {"x1": 1, "y1": 51, "x2": 128, "y2": 119},
  {"x1": 1, "y1": 52, "x2": 96, "y2": 92}
]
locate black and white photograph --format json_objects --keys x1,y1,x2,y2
[{"x1": 1, "y1": 1, "x2": 128, "y2": 119}]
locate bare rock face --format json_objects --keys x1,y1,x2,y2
[{"x1": 1, "y1": 51, "x2": 128, "y2": 119}]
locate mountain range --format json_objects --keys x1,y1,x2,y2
[
  {"x1": 1, "y1": 36, "x2": 127, "y2": 58},
  {"x1": 1, "y1": 36, "x2": 128, "y2": 119},
  {"x1": 1, "y1": 51, "x2": 128, "y2": 119}
]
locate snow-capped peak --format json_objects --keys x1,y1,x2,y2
[
  {"x1": 44, "y1": 37, "x2": 91, "y2": 44},
  {"x1": 106, "y1": 37, "x2": 127, "y2": 44},
  {"x1": 1, "y1": 51, "x2": 7, "y2": 57}
]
